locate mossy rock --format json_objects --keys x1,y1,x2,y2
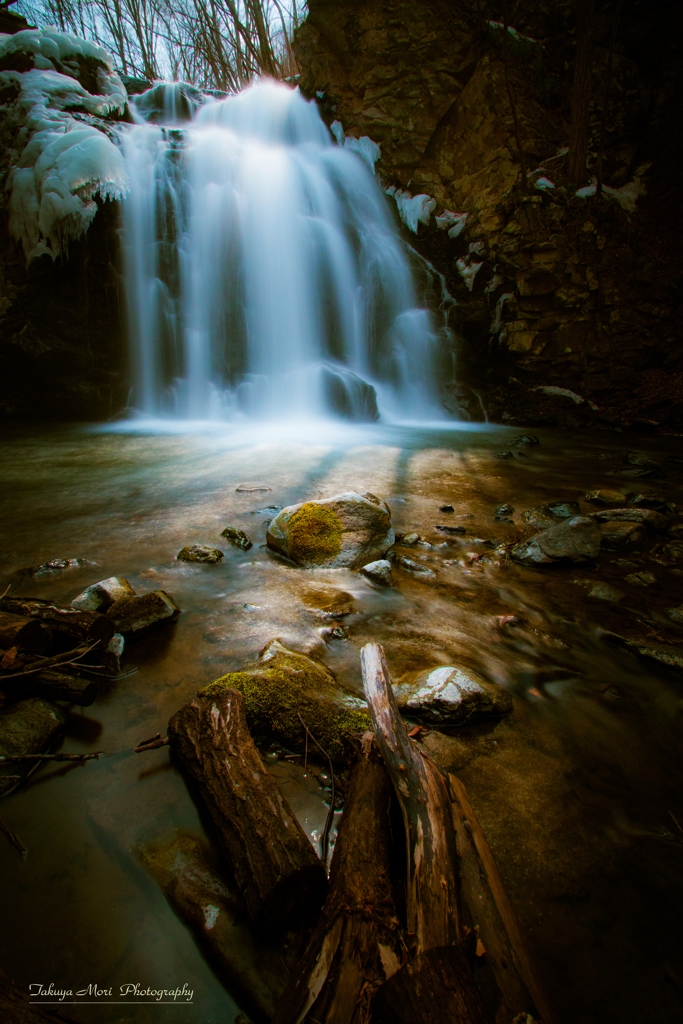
[
  {"x1": 266, "y1": 491, "x2": 394, "y2": 569},
  {"x1": 199, "y1": 640, "x2": 370, "y2": 763}
]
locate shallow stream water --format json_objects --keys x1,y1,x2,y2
[{"x1": 1, "y1": 420, "x2": 683, "y2": 1024}]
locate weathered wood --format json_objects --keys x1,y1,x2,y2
[
  {"x1": 0, "y1": 597, "x2": 114, "y2": 645},
  {"x1": 360, "y1": 642, "x2": 459, "y2": 952},
  {"x1": 167, "y1": 687, "x2": 327, "y2": 928},
  {"x1": 371, "y1": 945, "x2": 490, "y2": 1024},
  {"x1": 0, "y1": 651, "x2": 99, "y2": 706},
  {"x1": 0, "y1": 968, "x2": 80, "y2": 1024},
  {"x1": 140, "y1": 832, "x2": 290, "y2": 1024},
  {"x1": 0, "y1": 612, "x2": 47, "y2": 653},
  {"x1": 274, "y1": 738, "x2": 404, "y2": 1024},
  {"x1": 449, "y1": 774, "x2": 556, "y2": 1024}
]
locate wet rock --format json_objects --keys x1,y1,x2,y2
[
  {"x1": 667, "y1": 605, "x2": 683, "y2": 625},
  {"x1": 266, "y1": 491, "x2": 394, "y2": 569},
  {"x1": 439, "y1": 504, "x2": 455, "y2": 512},
  {"x1": 199, "y1": 639, "x2": 370, "y2": 763},
  {"x1": 236, "y1": 482, "x2": 271, "y2": 492},
  {"x1": 71, "y1": 576, "x2": 135, "y2": 613},
  {"x1": 511, "y1": 516, "x2": 602, "y2": 565},
  {"x1": 395, "y1": 555, "x2": 436, "y2": 577},
  {"x1": 177, "y1": 544, "x2": 224, "y2": 563},
  {"x1": 402, "y1": 533, "x2": 420, "y2": 546},
  {"x1": 320, "y1": 625, "x2": 349, "y2": 641},
  {"x1": 496, "y1": 504, "x2": 514, "y2": 515},
  {"x1": 102, "y1": 633, "x2": 125, "y2": 675},
  {"x1": 629, "y1": 491, "x2": 667, "y2": 509},
  {"x1": 394, "y1": 666, "x2": 512, "y2": 726},
  {"x1": 251, "y1": 504, "x2": 282, "y2": 515},
  {"x1": 623, "y1": 570, "x2": 656, "y2": 586},
  {"x1": 320, "y1": 363, "x2": 379, "y2": 421},
  {"x1": 624, "y1": 640, "x2": 683, "y2": 671},
  {"x1": 435, "y1": 524, "x2": 467, "y2": 535},
  {"x1": 0, "y1": 697, "x2": 66, "y2": 796},
  {"x1": 625, "y1": 453, "x2": 662, "y2": 471},
  {"x1": 507, "y1": 434, "x2": 540, "y2": 448},
  {"x1": 588, "y1": 582, "x2": 625, "y2": 602},
  {"x1": 359, "y1": 559, "x2": 393, "y2": 586},
  {"x1": 585, "y1": 489, "x2": 627, "y2": 506},
  {"x1": 220, "y1": 526, "x2": 253, "y2": 551},
  {"x1": 495, "y1": 450, "x2": 514, "y2": 460},
  {"x1": 655, "y1": 542, "x2": 683, "y2": 564},
  {"x1": 599, "y1": 521, "x2": 644, "y2": 548},
  {"x1": 590, "y1": 507, "x2": 669, "y2": 531},
  {"x1": 21, "y1": 557, "x2": 98, "y2": 578},
  {"x1": 304, "y1": 589, "x2": 355, "y2": 619},
  {"x1": 107, "y1": 590, "x2": 180, "y2": 635},
  {"x1": 521, "y1": 506, "x2": 566, "y2": 530},
  {"x1": 545, "y1": 501, "x2": 582, "y2": 518}
]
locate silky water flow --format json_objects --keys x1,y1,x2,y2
[{"x1": 122, "y1": 79, "x2": 447, "y2": 424}]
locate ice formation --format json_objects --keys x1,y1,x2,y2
[
  {"x1": 0, "y1": 29, "x2": 127, "y2": 261},
  {"x1": 385, "y1": 186, "x2": 437, "y2": 233}
]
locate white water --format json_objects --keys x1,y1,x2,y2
[{"x1": 122, "y1": 79, "x2": 447, "y2": 423}]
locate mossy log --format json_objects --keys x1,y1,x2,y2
[
  {"x1": 200, "y1": 640, "x2": 370, "y2": 764},
  {"x1": 139, "y1": 832, "x2": 290, "y2": 1024},
  {"x1": 449, "y1": 774, "x2": 556, "y2": 1024},
  {"x1": 274, "y1": 739, "x2": 404, "y2": 1024},
  {"x1": 167, "y1": 687, "x2": 327, "y2": 929},
  {"x1": 0, "y1": 597, "x2": 113, "y2": 646}
]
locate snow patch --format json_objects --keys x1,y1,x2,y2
[
  {"x1": 456, "y1": 256, "x2": 484, "y2": 291},
  {"x1": 575, "y1": 166, "x2": 649, "y2": 214},
  {"x1": 534, "y1": 176, "x2": 555, "y2": 190},
  {"x1": 385, "y1": 185, "x2": 436, "y2": 233},
  {"x1": 329, "y1": 119, "x2": 381, "y2": 171}
]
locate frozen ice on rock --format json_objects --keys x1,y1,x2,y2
[
  {"x1": 329, "y1": 119, "x2": 381, "y2": 171},
  {"x1": 385, "y1": 185, "x2": 436, "y2": 233}
]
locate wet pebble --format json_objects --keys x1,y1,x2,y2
[
  {"x1": 359, "y1": 559, "x2": 393, "y2": 586},
  {"x1": 439, "y1": 504, "x2": 455, "y2": 512},
  {"x1": 220, "y1": 526, "x2": 253, "y2": 551},
  {"x1": 496, "y1": 504, "x2": 514, "y2": 515},
  {"x1": 177, "y1": 545, "x2": 224, "y2": 563}
]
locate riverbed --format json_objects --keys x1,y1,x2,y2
[{"x1": 1, "y1": 420, "x2": 682, "y2": 1024}]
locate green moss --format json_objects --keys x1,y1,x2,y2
[
  {"x1": 199, "y1": 651, "x2": 370, "y2": 764},
  {"x1": 287, "y1": 502, "x2": 343, "y2": 565}
]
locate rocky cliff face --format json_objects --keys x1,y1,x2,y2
[{"x1": 295, "y1": 0, "x2": 683, "y2": 430}]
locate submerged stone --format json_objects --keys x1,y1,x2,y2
[
  {"x1": 511, "y1": 516, "x2": 602, "y2": 565},
  {"x1": 236, "y1": 482, "x2": 271, "y2": 492},
  {"x1": 71, "y1": 576, "x2": 135, "y2": 613},
  {"x1": 359, "y1": 559, "x2": 393, "y2": 586},
  {"x1": 667, "y1": 605, "x2": 683, "y2": 624},
  {"x1": 0, "y1": 697, "x2": 66, "y2": 796},
  {"x1": 590, "y1": 507, "x2": 669, "y2": 531},
  {"x1": 507, "y1": 434, "x2": 540, "y2": 448},
  {"x1": 623, "y1": 571, "x2": 656, "y2": 586},
  {"x1": 107, "y1": 590, "x2": 180, "y2": 635},
  {"x1": 199, "y1": 639, "x2": 370, "y2": 763},
  {"x1": 585, "y1": 489, "x2": 627, "y2": 506},
  {"x1": 177, "y1": 545, "x2": 224, "y2": 563},
  {"x1": 599, "y1": 521, "x2": 644, "y2": 548},
  {"x1": 220, "y1": 526, "x2": 253, "y2": 551},
  {"x1": 267, "y1": 491, "x2": 394, "y2": 569},
  {"x1": 394, "y1": 666, "x2": 512, "y2": 726}
]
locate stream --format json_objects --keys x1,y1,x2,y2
[{"x1": 1, "y1": 419, "x2": 683, "y2": 1024}]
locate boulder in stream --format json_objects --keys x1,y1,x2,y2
[
  {"x1": 511, "y1": 515, "x2": 602, "y2": 565},
  {"x1": 71, "y1": 576, "x2": 135, "y2": 613},
  {"x1": 220, "y1": 526, "x2": 253, "y2": 551},
  {"x1": 266, "y1": 491, "x2": 394, "y2": 569},
  {"x1": 0, "y1": 697, "x2": 66, "y2": 796},
  {"x1": 199, "y1": 639, "x2": 370, "y2": 763},
  {"x1": 177, "y1": 544, "x2": 224, "y2": 563},
  {"x1": 107, "y1": 590, "x2": 180, "y2": 635},
  {"x1": 394, "y1": 666, "x2": 512, "y2": 726},
  {"x1": 360, "y1": 559, "x2": 393, "y2": 586},
  {"x1": 590, "y1": 507, "x2": 669, "y2": 531}
]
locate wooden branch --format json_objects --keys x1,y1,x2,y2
[
  {"x1": 0, "y1": 597, "x2": 114, "y2": 645},
  {"x1": 0, "y1": 642, "x2": 99, "y2": 680},
  {"x1": 0, "y1": 611, "x2": 47, "y2": 653},
  {"x1": 0, "y1": 814, "x2": 26, "y2": 858},
  {"x1": 0, "y1": 751, "x2": 104, "y2": 763},
  {"x1": 449, "y1": 774, "x2": 556, "y2": 1024},
  {"x1": 134, "y1": 733, "x2": 169, "y2": 753},
  {"x1": 360, "y1": 642, "x2": 459, "y2": 953},
  {"x1": 168, "y1": 688, "x2": 327, "y2": 929},
  {"x1": 274, "y1": 738, "x2": 405, "y2": 1024}
]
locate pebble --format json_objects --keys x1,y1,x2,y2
[
  {"x1": 439, "y1": 504, "x2": 455, "y2": 512},
  {"x1": 359, "y1": 559, "x2": 393, "y2": 586},
  {"x1": 496, "y1": 504, "x2": 514, "y2": 515},
  {"x1": 220, "y1": 526, "x2": 253, "y2": 551},
  {"x1": 585, "y1": 489, "x2": 627, "y2": 505}
]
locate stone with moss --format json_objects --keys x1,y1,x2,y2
[
  {"x1": 266, "y1": 491, "x2": 394, "y2": 569},
  {"x1": 199, "y1": 639, "x2": 370, "y2": 763}
]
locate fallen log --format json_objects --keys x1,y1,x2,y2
[
  {"x1": 371, "y1": 945, "x2": 490, "y2": 1024},
  {"x1": 360, "y1": 642, "x2": 460, "y2": 952},
  {"x1": 274, "y1": 737, "x2": 404, "y2": 1024},
  {"x1": 0, "y1": 967, "x2": 80, "y2": 1024},
  {"x1": 0, "y1": 597, "x2": 114, "y2": 645},
  {"x1": 449, "y1": 774, "x2": 556, "y2": 1024},
  {"x1": 139, "y1": 831, "x2": 290, "y2": 1024},
  {"x1": 0, "y1": 611, "x2": 48, "y2": 653},
  {"x1": 168, "y1": 687, "x2": 327, "y2": 929},
  {"x1": 0, "y1": 650, "x2": 99, "y2": 706}
]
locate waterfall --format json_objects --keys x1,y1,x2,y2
[{"x1": 122, "y1": 79, "x2": 446, "y2": 423}]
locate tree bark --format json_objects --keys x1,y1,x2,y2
[
  {"x1": 566, "y1": 0, "x2": 595, "y2": 183},
  {"x1": 0, "y1": 612, "x2": 47, "y2": 653},
  {"x1": 360, "y1": 642, "x2": 460, "y2": 952},
  {"x1": 0, "y1": 598, "x2": 113, "y2": 646},
  {"x1": 274, "y1": 738, "x2": 404, "y2": 1024},
  {"x1": 167, "y1": 688, "x2": 327, "y2": 929},
  {"x1": 503, "y1": 0, "x2": 528, "y2": 192},
  {"x1": 449, "y1": 774, "x2": 557, "y2": 1024},
  {"x1": 371, "y1": 945, "x2": 490, "y2": 1024}
]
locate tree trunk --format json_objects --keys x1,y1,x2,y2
[
  {"x1": 449, "y1": 774, "x2": 557, "y2": 1024},
  {"x1": 566, "y1": 0, "x2": 595, "y2": 183},
  {"x1": 371, "y1": 945, "x2": 490, "y2": 1024},
  {"x1": 360, "y1": 642, "x2": 460, "y2": 953},
  {"x1": 274, "y1": 738, "x2": 404, "y2": 1024},
  {"x1": 167, "y1": 688, "x2": 327, "y2": 929},
  {"x1": 0, "y1": 612, "x2": 48, "y2": 653}
]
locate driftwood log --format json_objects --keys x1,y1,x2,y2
[
  {"x1": 0, "y1": 612, "x2": 47, "y2": 653},
  {"x1": 274, "y1": 737, "x2": 404, "y2": 1024},
  {"x1": 360, "y1": 642, "x2": 460, "y2": 953},
  {"x1": 0, "y1": 651, "x2": 99, "y2": 706},
  {"x1": 371, "y1": 945, "x2": 490, "y2": 1024},
  {"x1": 449, "y1": 774, "x2": 556, "y2": 1024},
  {"x1": 0, "y1": 968, "x2": 80, "y2": 1024},
  {"x1": 168, "y1": 687, "x2": 327, "y2": 929},
  {"x1": 0, "y1": 598, "x2": 114, "y2": 645}
]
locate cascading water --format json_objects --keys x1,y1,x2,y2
[{"x1": 122, "y1": 79, "x2": 447, "y2": 423}]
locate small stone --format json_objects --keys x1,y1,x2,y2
[
  {"x1": 588, "y1": 582, "x2": 625, "y2": 602},
  {"x1": 496, "y1": 504, "x2": 514, "y2": 515},
  {"x1": 655, "y1": 542, "x2": 683, "y2": 564},
  {"x1": 511, "y1": 516, "x2": 602, "y2": 565},
  {"x1": 435, "y1": 525, "x2": 467, "y2": 535},
  {"x1": 495, "y1": 450, "x2": 514, "y2": 460},
  {"x1": 394, "y1": 666, "x2": 512, "y2": 726},
  {"x1": 495, "y1": 517, "x2": 514, "y2": 524},
  {"x1": 359, "y1": 559, "x2": 393, "y2": 586},
  {"x1": 667, "y1": 605, "x2": 683, "y2": 624},
  {"x1": 625, "y1": 453, "x2": 662, "y2": 471},
  {"x1": 236, "y1": 482, "x2": 271, "y2": 492},
  {"x1": 177, "y1": 545, "x2": 224, "y2": 563},
  {"x1": 220, "y1": 526, "x2": 253, "y2": 551},
  {"x1": 623, "y1": 571, "x2": 656, "y2": 586},
  {"x1": 629, "y1": 491, "x2": 667, "y2": 509},
  {"x1": 624, "y1": 640, "x2": 683, "y2": 670},
  {"x1": 669, "y1": 524, "x2": 683, "y2": 539},
  {"x1": 599, "y1": 521, "x2": 644, "y2": 548},
  {"x1": 507, "y1": 434, "x2": 540, "y2": 448},
  {"x1": 591, "y1": 508, "x2": 669, "y2": 531},
  {"x1": 545, "y1": 501, "x2": 581, "y2": 518},
  {"x1": 521, "y1": 507, "x2": 561, "y2": 530},
  {"x1": 321, "y1": 625, "x2": 349, "y2": 641},
  {"x1": 439, "y1": 504, "x2": 455, "y2": 512},
  {"x1": 251, "y1": 504, "x2": 282, "y2": 515},
  {"x1": 71, "y1": 576, "x2": 135, "y2": 613},
  {"x1": 107, "y1": 590, "x2": 181, "y2": 634},
  {"x1": 585, "y1": 489, "x2": 627, "y2": 506},
  {"x1": 396, "y1": 555, "x2": 436, "y2": 577},
  {"x1": 102, "y1": 633, "x2": 125, "y2": 675},
  {"x1": 402, "y1": 533, "x2": 420, "y2": 546}
]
